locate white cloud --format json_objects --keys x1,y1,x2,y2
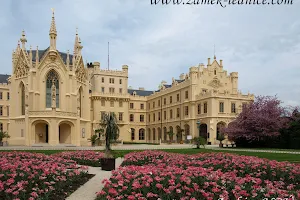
[{"x1": 1, "y1": 0, "x2": 300, "y2": 106}]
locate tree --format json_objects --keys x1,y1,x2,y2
[
  {"x1": 223, "y1": 96, "x2": 288, "y2": 144},
  {"x1": 279, "y1": 108, "x2": 300, "y2": 149},
  {"x1": 216, "y1": 132, "x2": 225, "y2": 147},
  {"x1": 167, "y1": 131, "x2": 174, "y2": 144},
  {"x1": 0, "y1": 131, "x2": 10, "y2": 146},
  {"x1": 101, "y1": 112, "x2": 120, "y2": 158},
  {"x1": 88, "y1": 134, "x2": 99, "y2": 146},
  {"x1": 192, "y1": 136, "x2": 206, "y2": 149}
]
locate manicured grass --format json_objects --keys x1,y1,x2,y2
[
  {"x1": 0, "y1": 148, "x2": 299, "y2": 163},
  {"x1": 233, "y1": 147, "x2": 300, "y2": 152}
]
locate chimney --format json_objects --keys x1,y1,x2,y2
[
  {"x1": 220, "y1": 59, "x2": 223, "y2": 67},
  {"x1": 138, "y1": 87, "x2": 144, "y2": 91},
  {"x1": 208, "y1": 58, "x2": 211, "y2": 66}
]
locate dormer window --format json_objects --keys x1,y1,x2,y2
[{"x1": 133, "y1": 91, "x2": 136, "y2": 96}]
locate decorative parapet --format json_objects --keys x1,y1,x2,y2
[
  {"x1": 28, "y1": 110, "x2": 77, "y2": 117},
  {"x1": 0, "y1": 83, "x2": 9, "y2": 88},
  {"x1": 91, "y1": 92, "x2": 130, "y2": 101},
  {"x1": 147, "y1": 79, "x2": 190, "y2": 100},
  {"x1": 129, "y1": 95, "x2": 148, "y2": 101},
  {"x1": 196, "y1": 90, "x2": 254, "y2": 100},
  {"x1": 93, "y1": 68, "x2": 128, "y2": 77}
]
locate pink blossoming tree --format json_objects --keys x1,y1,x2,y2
[{"x1": 223, "y1": 95, "x2": 289, "y2": 143}]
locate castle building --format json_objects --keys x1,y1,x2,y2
[{"x1": 0, "y1": 12, "x2": 254, "y2": 146}]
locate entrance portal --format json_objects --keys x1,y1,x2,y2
[
  {"x1": 35, "y1": 122, "x2": 49, "y2": 143},
  {"x1": 59, "y1": 123, "x2": 71, "y2": 144}
]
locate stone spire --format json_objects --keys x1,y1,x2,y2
[
  {"x1": 66, "y1": 50, "x2": 70, "y2": 69},
  {"x1": 12, "y1": 50, "x2": 15, "y2": 66},
  {"x1": 71, "y1": 50, "x2": 76, "y2": 71},
  {"x1": 77, "y1": 37, "x2": 83, "y2": 56},
  {"x1": 73, "y1": 27, "x2": 79, "y2": 57},
  {"x1": 29, "y1": 46, "x2": 32, "y2": 66},
  {"x1": 49, "y1": 8, "x2": 57, "y2": 50},
  {"x1": 20, "y1": 30, "x2": 27, "y2": 50},
  {"x1": 35, "y1": 46, "x2": 39, "y2": 67}
]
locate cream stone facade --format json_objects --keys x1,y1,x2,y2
[{"x1": 0, "y1": 12, "x2": 254, "y2": 146}]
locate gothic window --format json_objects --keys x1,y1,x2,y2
[
  {"x1": 20, "y1": 83, "x2": 25, "y2": 115},
  {"x1": 78, "y1": 88, "x2": 83, "y2": 117},
  {"x1": 46, "y1": 70, "x2": 59, "y2": 108}
]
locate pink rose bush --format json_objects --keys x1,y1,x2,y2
[
  {"x1": 96, "y1": 151, "x2": 300, "y2": 200},
  {"x1": 0, "y1": 151, "x2": 89, "y2": 200},
  {"x1": 53, "y1": 151, "x2": 105, "y2": 167}
]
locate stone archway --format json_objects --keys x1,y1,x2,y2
[
  {"x1": 147, "y1": 128, "x2": 151, "y2": 142},
  {"x1": 184, "y1": 124, "x2": 190, "y2": 140},
  {"x1": 216, "y1": 121, "x2": 226, "y2": 139},
  {"x1": 34, "y1": 120, "x2": 49, "y2": 144},
  {"x1": 169, "y1": 126, "x2": 173, "y2": 142},
  {"x1": 163, "y1": 127, "x2": 167, "y2": 142},
  {"x1": 59, "y1": 122, "x2": 72, "y2": 144},
  {"x1": 157, "y1": 127, "x2": 162, "y2": 141},
  {"x1": 200, "y1": 124, "x2": 208, "y2": 139},
  {"x1": 176, "y1": 125, "x2": 182, "y2": 143}
]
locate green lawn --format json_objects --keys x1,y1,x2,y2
[
  {"x1": 1, "y1": 148, "x2": 299, "y2": 163},
  {"x1": 232, "y1": 148, "x2": 300, "y2": 152}
]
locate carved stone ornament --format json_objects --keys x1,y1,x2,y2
[
  {"x1": 75, "y1": 57, "x2": 87, "y2": 82},
  {"x1": 208, "y1": 78, "x2": 222, "y2": 88},
  {"x1": 51, "y1": 82, "x2": 56, "y2": 108},
  {"x1": 14, "y1": 52, "x2": 30, "y2": 78}
]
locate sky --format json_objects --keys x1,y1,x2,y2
[{"x1": 0, "y1": 0, "x2": 299, "y2": 106}]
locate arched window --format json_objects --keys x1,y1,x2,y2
[
  {"x1": 153, "y1": 128, "x2": 156, "y2": 140},
  {"x1": 163, "y1": 127, "x2": 167, "y2": 141},
  {"x1": 169, "y1": 126, "x2": 173, "y2": 141},
  {"x1": 131, "y1": 128, "x2": 135, "y2": 140},
  {"x1": 148, "y1": 128, "x2": 151, "y2": 140},
  {"x1": 46, "y1": 70, "x2": 59, "y2": 108},
  {"x1": 78, "y1": 87, "x2": 83, "y2": 117},
  {"x1": 20, "y1": 83, "x2": 25, "y2": 115},
  {"x1": 139, "y1": 129, "x2": 145, "y2": 140}
]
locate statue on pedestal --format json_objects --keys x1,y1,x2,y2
[{"x1": 51, "y1": 81, "x2": 56, "y2": 108}]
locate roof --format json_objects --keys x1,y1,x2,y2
[
  {"x1": 0, "y1": 74, "x2": 10, "y2": 83},
  {"x1": 128, "y1": 89, "x2": 154, "y2": 96},
  {"x1": 175, "y1": 79, "x2": 185, "y2": 83},
  {"x1": 27, "y1": 47, "x2": 74, "y2": 65}
]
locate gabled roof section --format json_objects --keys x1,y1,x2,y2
[
  {"x1": 211, "y1": 59, "x2": 220, "y2": 67},
  {"x1": 0, "y1": 74, "x2": 10, "y2": 83},
  {"x1": 27, "y1": 47, "x2": 74, "y2": 65},
  {"x1": 128, "y1": 89, "x2": 153, "y2": 96}
]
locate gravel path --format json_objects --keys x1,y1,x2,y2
[{"x1": 66, "y1": 157, "x2": 124, "y2": 200}]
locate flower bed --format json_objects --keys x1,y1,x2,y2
[
  {"x1": 53, "y1": 151, "x2": 104, "y2": 167},
  {"x1": 0, "y1": 151, "x2": 91, "y2": 200},
  {"x1": 96, "y1": 151, "x2": 300, "y2": 200}
]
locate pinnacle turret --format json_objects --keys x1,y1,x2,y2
[
  {"x1": 20, "y1": 30, "x2": 27, "y2": 50},
  {"x1": 49, "y1": 8, "x2": 57, "y2": 50}
]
